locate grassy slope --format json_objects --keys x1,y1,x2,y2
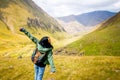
[
  {"x1": 0, "y1": 0, "x2": 69, "y2": 57},
  {"x1": 0, "y1": 56, "x2": 120, "y2": 80},
  {"x1": 64, "y1": 12, "x2": 120, "y2": 56},
  {"x1": 0, "y1": 0, "x2": 64, "y2": 32},
  {"x1": 0, "y1": 1, "x2": 33, "y2": 31}
]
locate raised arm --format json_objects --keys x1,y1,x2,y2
[{"x1": 19, "y1": 27, "x2": 39, "y2": 44}]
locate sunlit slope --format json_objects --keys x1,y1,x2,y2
[
  {"x1": 0, "y1": 0, "x2": 64, "y2": 33},
  {"x1": 0, "y1": 0, "x2": 68, "y2": 57},
  {"x1": 0, "y1": 19, "x2": 67, "y2": 57},
  {"x1": 64, "y1": 12, "x2": 120, "y2": 56}
]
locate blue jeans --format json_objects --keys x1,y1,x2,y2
[{"x1": 34, "y1": 65, "x2": 45, "y2": 80}]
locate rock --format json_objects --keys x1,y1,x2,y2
[
  {"x1": 9, "y1": 66, "x2": 14, "y2": 69},
  {"x1": 17, "y1": 55, "x2": 22, "y2": 59}
]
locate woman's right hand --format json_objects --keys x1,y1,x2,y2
[{"x1": 19, "y1": 27, "x2": 25, "y2": 32}]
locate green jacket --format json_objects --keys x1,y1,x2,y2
[{"x1": 22, "y1": 29, "x2": 56, "y2": 72}]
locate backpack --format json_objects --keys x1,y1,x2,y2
[{"x1": 31, "y1": 48, "x2": 47, "y2": 67}]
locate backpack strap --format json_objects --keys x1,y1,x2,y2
[{"x1": 33, "y1": 48, "x2": 47, "y2": 64}]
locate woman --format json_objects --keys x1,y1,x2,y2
[{"x1": 20, "y1": 28, "x2": 56, "y2": 80}]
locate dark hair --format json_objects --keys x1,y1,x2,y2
[{"x1": 39, "y1": 36, "x2": 53, "y2": 48}]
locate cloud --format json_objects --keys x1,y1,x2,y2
[
  {"x1": 113, "y1": 1, "x2": 120, "y2": 9},
  {"x1": 33, "y1": 0, "x2": 120, "y2": 17}
]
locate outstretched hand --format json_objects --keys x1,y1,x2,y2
[
  {"x1": 50, "y1": 71, "x2": 55, "y2": 74},
  {"x1": 19, "y1": 27, "x2": 25, "y2": 32}
]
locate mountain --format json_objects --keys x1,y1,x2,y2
[
  {"x1": 0, "y1": 0, "x2": 67, "y2": 57},
  {"x1": 0, "y1": 0, "x2": 65, "y2": 33},
  {"x1": 58, "y1": 11, "x2": 116, "y2": 26},
  {"x1": 57, "y1": 12, "x2": 120, "y2": 56},
  {"x1": 57, "y1": 20, "x2": 96, "y2": 35},
  {"x1": 57, "y1": 20, "x2": 86, "y2": 34},
  {"x1": 58, "y1": 15, "x2": 76, "y2": 23}
]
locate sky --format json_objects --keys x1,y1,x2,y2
[{"x1": 32, "y1": 0, "x2": 120, "y2": 17}]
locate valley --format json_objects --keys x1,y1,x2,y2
[{"x1": 0, "y1": 0, "x2": 120, "y2": 80}]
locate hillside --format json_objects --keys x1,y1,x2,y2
[
  {"x1": 58, "y1": 12, "x2": 120, "y2": 56},
  {"x1": 58, "y1": 11, "x2": 116, "y2": 26},
  {"x1": 57, "y1": 20, "x2": 96, "y2": 35},
  {"x1": 0, "y1": 0, "x2": 67, "y2": 57},
  {"x1": 0, "y1": 0, "x2": 65, "y2": 33},
  {"x1": 57, "y1": 20, "x2": 86, "y2": 34}
]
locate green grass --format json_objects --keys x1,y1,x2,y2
[
  {"x1": 63, "y1": 13, "x2": 120, "y2": 56},
  {"x1": 0, "y1": 56, "x2": 120, "y2": 80}
]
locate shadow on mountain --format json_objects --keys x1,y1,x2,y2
[{"x1": 0, "y1": 0, "x2": 10, "y2": 8}]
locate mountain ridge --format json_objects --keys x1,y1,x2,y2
[{"x1": 58, "y1": 11, "x2": 116, "y2": 26}]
